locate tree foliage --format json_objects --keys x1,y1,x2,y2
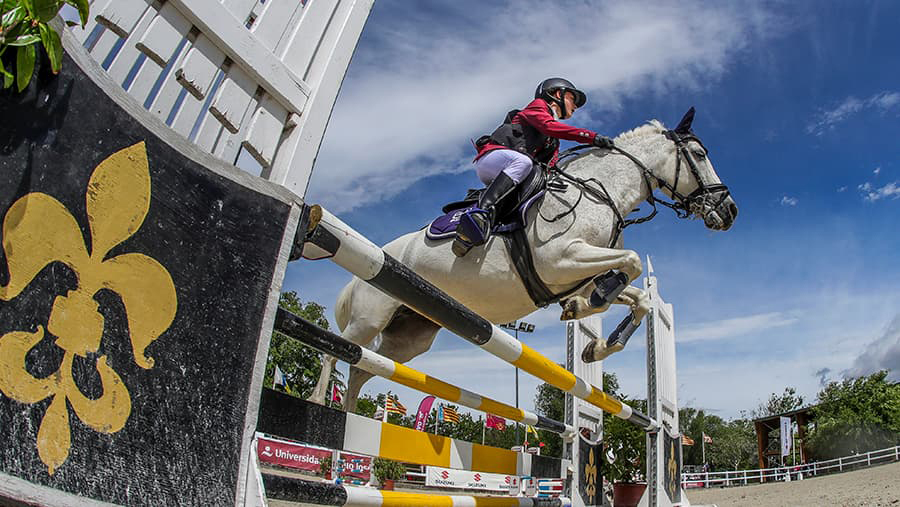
[
  {"x1": 751, "y1": 387, "x2": 804, "y2": 419},
  {"x1": 263, "y1": 291, "x2": 342, "y2": 402},
  {"x1": 807, "y1": 371, "x2": 900, "y2": 459}
]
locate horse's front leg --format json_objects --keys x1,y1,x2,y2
[
  {"x1": 555, "y1": 244, "x2": 642, "y2": 320},
  {"x1": 561, "y1": 284, "x2": 651, "y2": 363}
]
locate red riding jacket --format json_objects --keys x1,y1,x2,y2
[{"x1": 474, "y1": 98, "x2": 597, "y2": 167}]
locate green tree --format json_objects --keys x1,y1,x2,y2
[
  {"x1": 603, "y1": 398, "x2": 647, "y2": 483},
  {"x1": 678, "y1": 407, "x2": 725, "y2": 466},
  {"x1": 263, "y1": 291, "x2": 343, "y2": 402},
  {"x1": 705, "y1": 418, "x2": 756, "y2": 471},
  {"x1": 807, "y1": 371, "x2": 900, "y2": 459},
  {"x1": 752, "y1": 387, "x2": 804, "y2": 419},
  {"x1": 533, "y1": 371, "x2": 621, "y2": 459}
]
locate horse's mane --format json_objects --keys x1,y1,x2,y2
[
  {"x1": 613, "y1": 120, "x2": 666, "y2": 142},
  {"x1": 560, "y1": 120, "x2": 665, "y2": 168}
]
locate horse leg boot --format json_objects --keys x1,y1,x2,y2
[{"x1": 453, "y1": 172, "x2": 518, "y2": 257}]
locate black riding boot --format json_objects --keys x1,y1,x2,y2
[{"x1": 452, "y1": 172, "x2": 519, "y2": 257}]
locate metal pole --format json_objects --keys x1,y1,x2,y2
[{"x1": 515, "y1": 327, "x2": 520, "y2": 444}]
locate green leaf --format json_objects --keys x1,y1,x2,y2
[
  {"x1": 16, "y1": 43, "x2": 34, "y2": 92},
  {"x1": 20, "y1": 0, "x2": 34, "y2": 19},
  {"x1": 8, "y1": 32, "x2": 40, "y2": 46},
  {"x1": 32, "y1": 0, "x2": 60, "y2": 23},
  {"x1": 64, "y1": 0, "x2": 87, "y2": 26},
  {"x1": 38, "y1": 22, "x2": 60, "y2": 73},
  {"x1": 2, "y1": 5, "x2": 26, "y2": 28}
]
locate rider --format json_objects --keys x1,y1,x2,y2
[{"x1": 453, "y1": 77, "x2": 615, "y2": 257}]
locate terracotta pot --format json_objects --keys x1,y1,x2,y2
[
  {"x1": 381, "y1": 479, "x2": 395, "y2": 490},
  {"x1": 613, "y1": 482, "x2": 647, "y2": 507}
]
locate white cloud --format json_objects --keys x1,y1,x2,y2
[
  {"x1": 308, "y1": 1, "x2": 778, "y2": 212},
  {"x1": 837, "y1": 186, "x2": 847, "y2": 192},
  {"x1": 780, "y1": 195, "x2": 798, "y2": 206},
  {"x1": 858, "y1": 181, "x2": 900, "y2": 201},
  {"x1": 873, "y1": 167, "x2": 881, "y2": 175},
  {"x1": 843, "y1": 314, "x2": 900, "y2": 382},
  {"x1": 679, "y1": 311, "x2": 798, "y2": 343},
  {"x1": 807, "y1": 91, "x2": 900, "y2": 135}
]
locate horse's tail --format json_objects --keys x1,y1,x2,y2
[{"x1": 334, "y1": 278, "x2": 355, "y2": 333}]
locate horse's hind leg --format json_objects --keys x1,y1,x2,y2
[
  {"x1": 342, "y1": 307, "x2": 441, "y2": 413},
  {"x1": 309, "y1": 279, "x2": 401, "y2": 405}
]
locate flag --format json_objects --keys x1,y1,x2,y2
[
  {"x1": 415, "y1": 396, "x2": 436, "y2": 432},
  {"x1": 485, "y1": 414, "x2": 506, "y2": 431},
  {"x1": 525, "y1": 424, "x2": 539, "y2": 437},
  {"x1": 385, "y1": 396, "x2": 407, "y2": 415},
  {"x1": 681, "y1": 435, "x2": 695, "y2": 446},
  {"x1": 441, "y1": 404, "x2": 460, "y2": 424},
  {"x1": 374, "y1": 405, "x2": 385, "y2": 420},
  {"x1": 702, "y1": 433, "x2": 713, "y2": 444},
  {"x1": 331, "y1": 385, "x2": 343, "y2": 404},
  {"x1": 273, "y1": 365, "x2": 292, "y2": 394}
]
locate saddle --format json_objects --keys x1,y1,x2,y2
[
  {"x1": 426, "y1": 169, "x2": 576, "y2": 308},
  {"x1": 426, "y1": 168, "x2": 548, "y2": 240}
]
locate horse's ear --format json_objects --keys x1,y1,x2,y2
[{"x1": 675, "y1": 107, "x2": 695, "y2": 134}]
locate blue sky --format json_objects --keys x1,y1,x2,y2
[{"x1": 283, "y1": 0, "x2": 900, "y2": 421}]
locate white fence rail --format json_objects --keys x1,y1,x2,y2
[
  {"x1": 68, "y1": 0, "x2": 373, "y2": 196},
  {"x1": 681, "y1": 444, "x2": 900, "y2": 488}
]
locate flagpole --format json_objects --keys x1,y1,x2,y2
[
  {"x1": 702, "y1": 434, "x2": 706, "y2": 466},
  {"x1": 482, "y1": 418, "x2": 486, "y2": 445}
]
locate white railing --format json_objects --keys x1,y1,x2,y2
[
  {"x1": 681, "y1": 444, "x2": 900, "y2": 488},
  {"x1": 67, "y1": 0, "x2": 373, "y2": 196}
]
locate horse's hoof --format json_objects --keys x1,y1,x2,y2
[
  {"x1": 593, "y1": 342, "x2": 624, "y2": 362},
  {"x1": 581, "y1": 341, "x2": 596, "y2": 363},
  {"x1": 560, "y1": 300, "x2": 578, "y2": 320}
]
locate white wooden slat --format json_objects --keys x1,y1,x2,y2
[
  {"x1": 126, "y1": 52, "x2": 165, "y2": 108},
  {"x1": 136, "y1": 2, "x2": 192, "y2": 67},
  {"x1": 302, "y1": 0, "x2": 352, "y2": 86},
  {"x1": 267, "y1": 0, "x2": 374, "y2": 196},
  {"x1": 209, "y1": 65, "x2": 256, "y2": 134},
  {"x1": 249, "y1": 0, "x2": 302, "y2": 53},
  {"x1": 167, "y1": 0, "x2": 310, "y2": 116},
  {"x1": 105, "y1": 4, "x2": 160, "y2": 87},
  {"x1": 241, "y1": 94, "x2": 288, "y2": 169},
  {"x1": 168, "y1": 83, "x2": 205, "y2": 137},
  {"x1": 148, "y1": 37, "x2": 193, "y2": 121},
  {"x1": 175, "y1": 34, "x2": 225, "y2": 100},
  {"x1": 95, "y1": 0, "x2": 150, "y2": 37},
  {"x1": 192, "y1": 111, "x2": 225, "y2": 153},
  {"x1": 281, "y1": 0, "x2": 338, "y2": 78},
  {"x1": 220, "y1": 0, "x2": 259, "y2": 26},
  {"x1": 87, "y1": 28, "x2": 121, "y2": 64},
  {"x1": 69, "y1": 0, "x2": 113, "y2": 43}
]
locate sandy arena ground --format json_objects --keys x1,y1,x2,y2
[
  {"x1": 268, "y1": 461, "x2": 900, "y2": 506},
  {"x1": 687, "y1": 461, "x2": 900, "y2": 507}
]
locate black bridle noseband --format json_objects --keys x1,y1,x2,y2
[{"x1": 548, "y1": 128, "x2": 731, "y2": 248}]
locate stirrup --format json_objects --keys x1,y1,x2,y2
[
  {"x1": 451, "y1": 236, "x2": 473, "y2": 257},
  {"x1": 457, "y1": 208, "x2": 491, "y2": 246}
]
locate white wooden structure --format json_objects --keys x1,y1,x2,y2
[{"x1": 70, "y1": 0, "x2": 374, "y2": 197}]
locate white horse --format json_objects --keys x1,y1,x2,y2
[{"x1": 310, "y1": 108, "x2": 737, "y2": 411}]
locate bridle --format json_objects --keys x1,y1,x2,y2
[{"x1": 547, "y1": 128, "x2": 731, "y2": 248}]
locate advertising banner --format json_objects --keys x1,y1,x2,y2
[
  {"x1": 780, "y1": 417, "x2": 792, "y2": 457},
  {"x1": 426, "y1": 466, "x2": 518, "y2": 492},
  {"x1": 257, "y1": 437, "x2": 331, "y2": 472}
]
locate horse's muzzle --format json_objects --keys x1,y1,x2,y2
[{"x1": 704, "y1": 195, "x2": 738, "y2": 231}]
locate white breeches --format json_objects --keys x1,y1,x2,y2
[{"x1": 474, "y1": 149, "x2": 533, "y2": 185}]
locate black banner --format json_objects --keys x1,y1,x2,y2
[{"x1": 576, "y1": 436, "x2": 603, "y2": 506}]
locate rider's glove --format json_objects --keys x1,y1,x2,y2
[{"x1": 592, "y1": 135, "x2": 614, "y2": 149}]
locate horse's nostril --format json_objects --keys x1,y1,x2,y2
[{"x1": 729, "y1": 202, "x2": 738, "y2": 218}]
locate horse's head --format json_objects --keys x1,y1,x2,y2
[{"x1": 656, "y1": 108, "x2": 738, "y2": 231}]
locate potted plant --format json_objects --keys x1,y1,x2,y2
[
  {"x1": 372, "y1": 457, "x2": 405, "y2": 490},
  {"x1": 604, "y1": 400, "x2": 648, "y2": 507},
  {"x1": 319, "y1": 455, "x2": 333, "y2": 480}
]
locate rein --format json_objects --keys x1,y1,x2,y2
[{"x1": 546, "y1": 129, "x2": 731, "y2": 248}]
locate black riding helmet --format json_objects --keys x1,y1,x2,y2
[{"x1": 535, "y1": 78, "x2": 587, "y2": 118}]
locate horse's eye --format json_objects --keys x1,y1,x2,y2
[{"x1": 693, "y1": 150, "x2": 706, "y2": 160}]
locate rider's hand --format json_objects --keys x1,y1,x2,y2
[{"x1": 592, "y1": 135, "x2": 614, "y2": 149}]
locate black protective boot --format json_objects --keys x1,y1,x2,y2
[{"x1": 452, "y1": 172, "x2": 519, "y2": 257}]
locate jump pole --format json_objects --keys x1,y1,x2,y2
[
  {"x1": 299, "y1": 204, "x2": 655, "y2": 431},
  {"x1": 274, "y1": 307, "x2": 576, "y2": 438}
]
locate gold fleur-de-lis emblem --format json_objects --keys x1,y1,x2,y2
[
  {"x1": 0, "y1": 142, "x2": 177, "y2": 475},
  {"x1": 584, "y1": 447, "x2": 597, "y2": 498},
  {"x1": 667, "y1": 440, "x2": 678, "y2": 496}
]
